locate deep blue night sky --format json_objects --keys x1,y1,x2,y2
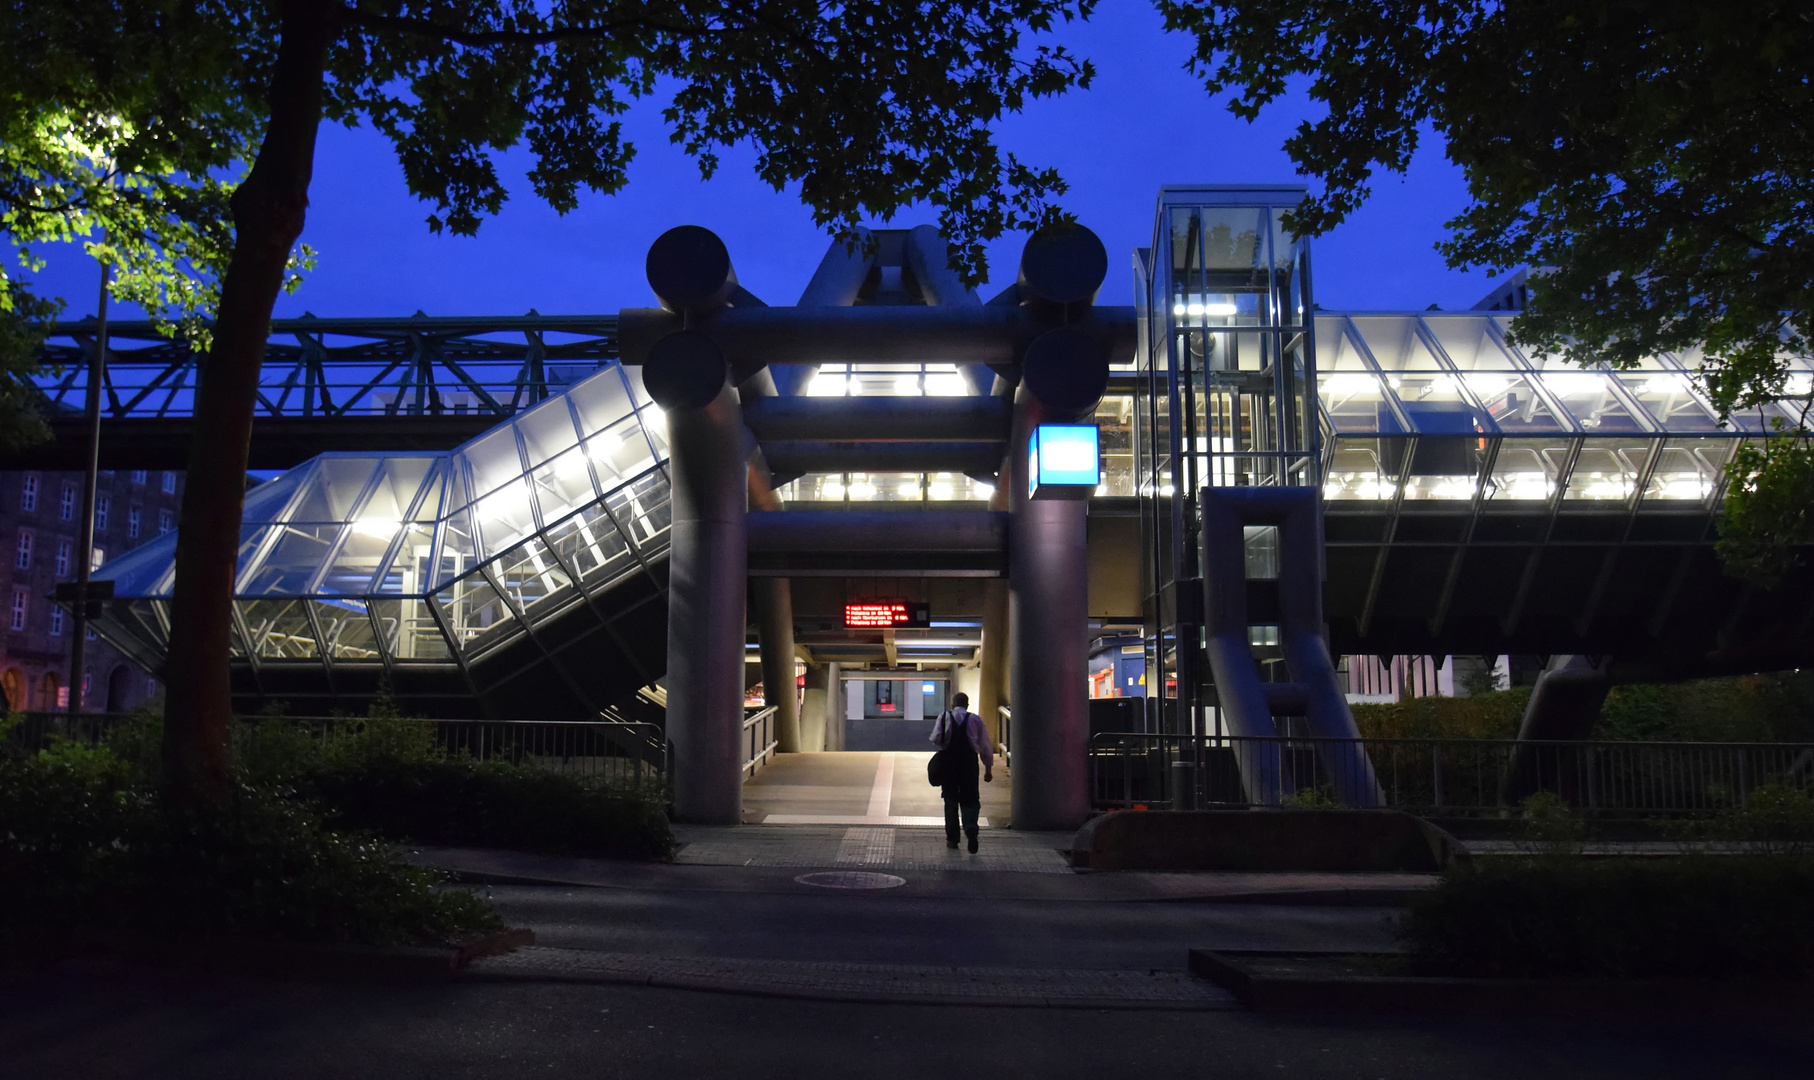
[{"x1": 21, "y1": 6, "x2": 1497, "y2": 323}]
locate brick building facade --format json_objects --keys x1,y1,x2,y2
[{"x1": 1, "y1": 468, "x2": 184, "y2": 712}]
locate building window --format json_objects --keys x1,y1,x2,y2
[
  {"x1": 10, "y1": 588, "x2": 27, "y2": 631},
  {"x1": 157, "y1": 509, "x2": 173, "y2": 535},
  {"x1": 161, "y1": 471, "x2": 177, "y2": 494},
  {"x1": 96, "y1": 496, "x2": 109, "y2": 531},
  {"x1": 131, "y1": 470, "x2": 146, "y2": 485},
  {"x1": 20, "y1": 475, "x2": 37, "y2": 512},
  {"x1": 54, "y1": 538, "x2": 71, "y2": 577},
  {"x1": 145, "y1": 677, "x2": 156, "y2": 697},
  {"x1": 49, "y1": 606, "x2": 63, "y2": 637},
  {"x1": 85, "y1": 626, "x2": 96, "y2": 641},
  {"x1": 15, "y1": 529, "x2": 31, "y2": 570},
  {"x1": 59, "y1": 484, "x2": 75, "y2": 522},
  {"x1": 127, "y1": 506, "x2": 141, "y2": 539},
  {"x1": 82, "y1": 667, "x2": 92, "y2": 698},
  {"x1": 90, "y1": 547, "x2": 104, "y2": 572}
]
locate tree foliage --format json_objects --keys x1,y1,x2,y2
[
  {"x1": 1159, "y1": 1, "x2": 1814, "y2": 583},
  {"x1": 5, "y1": 1, "x2": 1099, "y2": 803}
]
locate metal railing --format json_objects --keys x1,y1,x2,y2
[
  {"x1": 743, "y1": 705, "x2": 779, "y2": 780},
  {"x1": 4, "y1": 711, "x2": 667, "y2": 788},
  {"x1": 1090, "y1": 732, "x2": 1814, "y2": 817},
  {"x1": 998, "y1": 705, "x2": 1012, "y2": 767}
]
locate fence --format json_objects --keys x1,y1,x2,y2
[
  {"x1": 743, "y1": 706, "x2": 779, "y2": 780},
  {"x1": 4, "y1": 711, "x2": 668, "y2": 788},
  {"x1": 997, "y1": 705, "x2": 1012, "y2": 767},
  {"x1": 1090, "y1": 733, "x2": 1814, "y2": 817}
]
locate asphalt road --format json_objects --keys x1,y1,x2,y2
[{"x1": 4, "y1": 958, "x2": 1808, "y2": 1080}]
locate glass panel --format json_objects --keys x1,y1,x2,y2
[
  {"x1": 311, "y1": 599, "x2": 381, "y2": 660},
  {"x1": 460, "y1": 425, "x2": 525, "y2": 504},
  {"x1": 843, "y1": 472, "x2": 925, "y2": 502},
  {"x1": 127, "y1": 599, "x2": 168, "y2": 648},
  {"x1": 545, "y1": 504, "x2": 637, "y2": 587},
  {"x1": 1464, "y1": 374, "x2": 1571, "y2": 433},
  {"x1": 640, "y1": 405, "x2": 669, "y2": 460},
  {"x1": 407, "y1": 460, "x2": 450, "y2": 521},
  {"x1": 1563, "y1": 438, "x2": 1655, "y2": 502},
  {"x1": 607, "y1": 469, "x2": 672, "y2": 551},
  {"x1": 473, "y1": 477, "x2": 538, "y2": 557},
  {"x1": 1096, "y1": 393, "x2": 1136, "y2": 497},
  {"x1": 95, "y1": 539, "x2": 178, "y2": 597},
  {"x1": 1422, "y1": 316, "x2": 1522, "y2": 370},
  {"x1": 317, "y1": 519, "x2": 402, "y2": 595},
  {"x1": 286, "y1": 457, "x2": 379, "y2": 522},
  {"x1": 585, "y1": 415, "x2": 658, "y2": 487},
  {"x1": 1539, "y1": 372, "x2": 1650, "y2": 433},
  {"x1": 622, "y1": 363, "x2": 654, "y2": 408},
  {"x1": 516, "y1": 396, "x2": 582, "y2": 468},
  {"x1": 1484, "y1": 438, "x2": 1571, "y2": 503},
  {"x1": 1323, "y1": 437, "x2": 1399, "y2": 501},
  {"x1": 1315, "y1": 318, "x2": 1374, "y2": 371},
  {"x1": 239, "y1": 524, "x2": 342, "y2": 595},
  {"x1": 371, "y1": 523, "x2": 436, "y2": 595},
  {"x1": 369, "y1": 596, "x2": 452, "y2": 661},
  {"x1": 491, "y1": 537, "x2": 576, "y2": 618},
  {"x1": 432, "y1": 506, "x2": 481, "y2": 589},
  {"x1": 1641, "y1": 438, "x2": 1733, "y2": 505},
  {"x1": 531, "y1": 446, "x2": 600, "y2": 524},
  {"x1": 568, "y1": 365, "x2": 637, "y2": 435},
  {"x1": 239, "y1": 598, "x2": 320, "y2": 659},
  {"x1": 1350, "y1": 317, "x2": 1446, "y2": 370},
  {"x1": 1319, "y1": 372, "x2": 1401, "y2": 434},
  {"x1": 241, "y1": 469, "x2": 306, "y2": 523},
  {"x1": 434, "y1": 572, "x2": 520, "y2": 655},
  {"x1": 1617, "y1": 373, "x2": 1723, "y2": 432},
  {"x1": 1393, "y1": 372, "x2": 1493, "y2": 434},
  {"x1": 357, "y1": 457, "x2": 435, "y2": 521}
]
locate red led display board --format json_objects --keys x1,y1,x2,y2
[{"x1": 843, "y1": 600, "x2": 932, "y2": 628}]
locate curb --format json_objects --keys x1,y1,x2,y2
[
  {"x1": 466, "y1": 947, "x2": 1239, "y2": 1011},
  {"x1": 57, "y1": 927, "x2": 536, "y2": 985},
  {"x1": 1188, "y1": 949, "x2": 1814, "y2": 1017}
]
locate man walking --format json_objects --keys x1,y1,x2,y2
[{"x1": 930, "y1": 692, "x2": 994, "y2": 853}]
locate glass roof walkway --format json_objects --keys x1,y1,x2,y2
[
  {"x1": 85, "y1": 311, "x2": 1787, "y2": 716},
  {"x1": 92, "y1": 362, "x2": 675, "y2": 717}
]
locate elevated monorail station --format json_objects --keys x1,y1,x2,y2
[{"x1": 81, "y1": 186, "x2": 1814, "y2": 827}]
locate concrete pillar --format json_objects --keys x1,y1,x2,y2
[
  {"x1": 799, "y1": 662, "x2": 829, "y2": 752},
  {"x1": 1007, "y1": 389, "x2": 1091, "y2": 831},
  {"x1": 655, "y1": 334, "x2": 748, "y2": 825},
  {"x1": 746, "y1": 460, "x2": 800, "y2": 753},
  {"x1": 979, "y1": 481, "x2": 1011, "y2": 752}
]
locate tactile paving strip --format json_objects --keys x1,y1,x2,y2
[{"x1": 673, "y1": 825, "x2": 1072, "y2": 874}]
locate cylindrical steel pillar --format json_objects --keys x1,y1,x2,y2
[
  {"x1": 752, "y1": 578, "x2": 800, "y2": 752},
  {"x1": 1007, "y1": 388, "x2": 1091, "y2": 831},
  {"x1": 654, "y1": 332, "x2": 748, "y2": 825},
  {"x1": 978, "y1": 478, "x2": 1011, "y2": 751}
]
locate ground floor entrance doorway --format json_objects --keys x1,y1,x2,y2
[{"x1": 740, "y1": 751, "x2": 1011, "y2": 827}]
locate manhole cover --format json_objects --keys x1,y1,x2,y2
[{"x1": 794, "y1": 871, "x2": 906, "y2": 890}]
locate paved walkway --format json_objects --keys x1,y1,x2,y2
[{"x1": 740, "y1": 750, "x2": 1011, "y2": 826}]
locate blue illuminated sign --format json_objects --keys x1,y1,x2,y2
[{"x1": 1029, "y1": 424, "x2": 1100, "y2": 499}]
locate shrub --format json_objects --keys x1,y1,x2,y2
[
  {"x1": 1513, "y1": 791, "x2": 1588, "y2": 857},
  {"x1": 303, "y1": 755, "x2": 675, "y2": 861},
  {"x1": 0, "y1": 741, "x2": 498, "y2": 947},
  {"x1": 1400, "y1": 856, "x2": 1814, "y2": 979},
  {"x1": 1351, "y1": 689, "x2": 1529, "y2": 741}
]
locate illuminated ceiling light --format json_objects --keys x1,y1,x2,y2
[
  {"x1": 1543, "y1": 372, "x2": 1605, "y2": 397},
  {"x1": 1322, "y1": 373, "x2": 1379, "y2": 396},
  {"x1": 351, "y1": 517, "x2": 402, "y2": 540},
  {"x1": 893, "y1": 375, "x2": 921, "y2": 396}
]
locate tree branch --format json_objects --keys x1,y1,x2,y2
[{"x1": 340, "y1": 6, "x2": 708, "y2": 47}]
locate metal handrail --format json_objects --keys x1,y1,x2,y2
[
  {"x1": 1088, "y1": 732, "x2": 1814, "y2": 816},
  {"x1": 742, "y1": 705, "x2": 780, "y2": 780},
  {"x1": 997, "y1": 705, "x2": 1012, "y2": 766}
]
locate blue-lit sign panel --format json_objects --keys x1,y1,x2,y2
[{"x1": 1029, "y1": 424, "x2": 1100, "y2": 500}]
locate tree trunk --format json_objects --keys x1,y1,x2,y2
[{"x1": 161, "y1": 0, "x2": 338, "y2": 805}]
